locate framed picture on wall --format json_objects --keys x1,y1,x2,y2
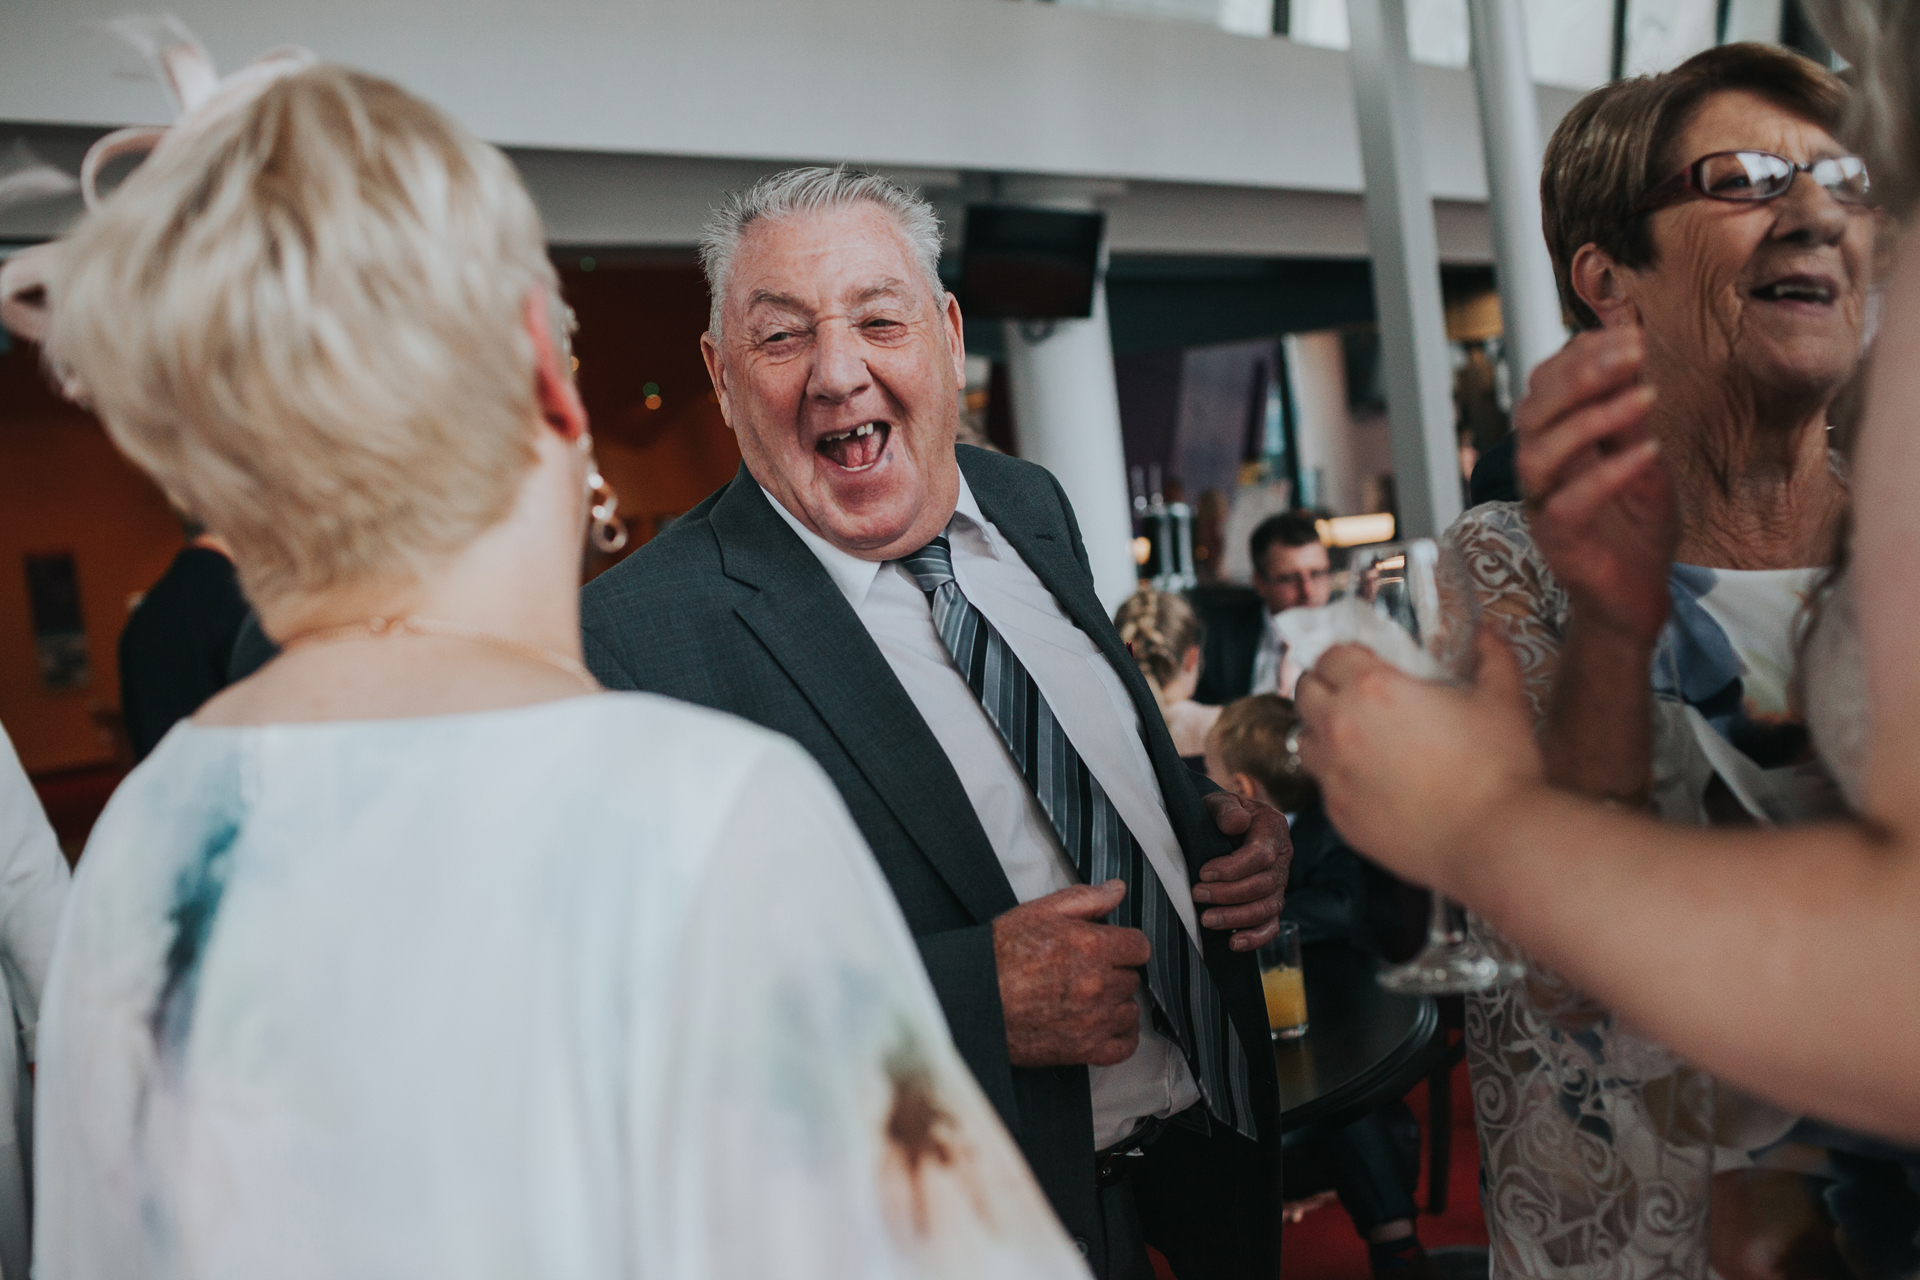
[{"x1": 24, "y1": 552, "x2": 90, "y2": 691}]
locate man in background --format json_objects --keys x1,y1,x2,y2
[
  {"x1": 1247, "y1": 511, "x2": 1333, "y2": 697},
  {"x1": 118, "y1": 524, "x2": 249, "y2": 761},
  {"x1": 1195, "y1": 511, "x2": 1334, "y2": 703}
]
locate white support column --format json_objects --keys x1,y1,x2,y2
[
  {"x1": 1283, "y1": 332, "x2": 1361, "y2": 516},
  {"x1": 999, "y1": 180, "x2": 1138, "y2": 611},
  {"x1": 1346, "y1": 0, "x2": 1462, "y2": 539},
  {"x1": 1467, "y1": 0, "x2": 1568, "y2": 394}
]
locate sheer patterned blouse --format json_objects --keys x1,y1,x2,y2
[
  {"x1": 1447, "y1": 501, "x2": 1844, "y2": 1280},
  {"x1": 33, "y1": 695, "x2": 1089, "y2": 1280}
]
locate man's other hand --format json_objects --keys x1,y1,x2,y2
[
  {"x1": 995, "y1": 881, "x2": 1150, "y2": 1068},
  {"x1": 1195, "y1": 791, "x2": 1291, "y2": 951}
]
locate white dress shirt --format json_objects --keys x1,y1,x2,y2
[
  {"x1": 763, "y1": 477, "x2": 1202, "y2": 1150},
  {"x1": 1249, "y1": 609, "x2": 1305, "y2": 699},
  {"x1": 1249, "y1": 611, "x2": 1284, "y2": 697}
]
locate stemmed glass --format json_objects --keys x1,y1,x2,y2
[{"x1": 1339, "y1": 539, "x2": 1527, "y2": 996}]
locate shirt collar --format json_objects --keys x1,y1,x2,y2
[{"x1": 758, "y1": 468, "x2": 992, "y2": 610}]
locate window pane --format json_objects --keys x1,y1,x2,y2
[
  {"x1": 1622, "y1": 0, "x2": 1717, "y2": 77},
  {"x1": 1287, "y1": 0, "x2": 1350, "y2": 49},
  {"x1": 1284, "y1": 0, "x2": 1465, "y2": 63},
  {"x1": 1051, "y1": 0, "x2": 1277, "y2": 37},
  {"x1": 1524, "y1": 0, "x2": 1614, "y2": 89},
  {"x1": 1407, "y1": 0, "x2": 1469, "y2": 68},
  {"x1": 1218, "y1": 0, "x2": 1277, "y2": 35},
  {"x1": 1721, "y1": 0, "x2": 1784, "y2": 45}
]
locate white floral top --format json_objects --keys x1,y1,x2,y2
[{"x1": 34, "y1": 695, "x2": 1089, "y2": 1280}]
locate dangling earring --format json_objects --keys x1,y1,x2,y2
[{"x1": 578, "y1": 434, "x2": 629, "y2": 554}]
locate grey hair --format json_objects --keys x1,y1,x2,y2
[{"x1": 698, "y1": 165, "x2": 946, "y2": 337}]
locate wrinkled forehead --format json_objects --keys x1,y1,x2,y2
[
  {"x1": 1670, "y1": 89, "x2": 1842, "y2": 168},
  {"x1": 726, "y1": 203, "x2": 930, "y2": 318}
]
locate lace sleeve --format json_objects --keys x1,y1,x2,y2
[
  {"x1": 1447, "y1": 504, "x2": 1604, "y2": 1029},
  {"x1": 1443, "y1": 502, "x2": 1569, "y2": 726}
]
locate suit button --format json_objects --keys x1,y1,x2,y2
[{"x1": 1074, "y1": 1238, "x2": 1090, "y2": 1257}]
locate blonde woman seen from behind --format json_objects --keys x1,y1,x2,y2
[
  {"x1": 1114, "y1": 589, "x2": 1219, "y2": 763},
  {"x1": 25, "y1": 49, "x2": 1087, "y2": 1280}
]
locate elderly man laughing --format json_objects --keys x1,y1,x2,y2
[{"x1": 581, "y1": 168, "x2": 1287, "y2": 1279}]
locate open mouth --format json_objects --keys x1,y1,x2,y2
[
  {"x1": 817, "y1": 421, "x2": 891, "y2": 473},
  {"x1": 1750, "y1": 276, "x2": 1837, "y2": 305}
]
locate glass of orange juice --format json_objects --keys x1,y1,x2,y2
[{"x1": 1259, "y1": 922, "x2": 1307, "y2": 1041}]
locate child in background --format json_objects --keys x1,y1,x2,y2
[
  {"x1": 1206, "y1": 695, "x2": 1384, "y2": 955},
  {"x1": 1114, "y1": 588, "x2": 1219, "y2": 766},
  {"x1": 1205, "y1": 695, "x2": 1434, "y2": 1279}
]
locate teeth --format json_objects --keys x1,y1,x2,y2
[
  {"x1": 820, "y1": 422, "x2": 883, "y2": 444},
  {"x1": 1757, "y1": 283, "x2": 1832, "y2": 302}
]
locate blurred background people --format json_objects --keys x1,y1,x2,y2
[
  {"x1": 1196, "y1": 510, "x2": 1333, "y2": 705},
  {"x1": 1247, "y1": 512, "x2": 1332, "y2": 698},
  {"x1": 1206, "y1": 694, "x2": 1428, "y2": 1280},
  {"x1": 0, "y1": 723, "x2": 70, "y2": 1280},
  {"x1": 1114, "y1": 588, "x2": 1218, "y2": 766},
  {"x1": 1296, "y1": 0, "x2": 1920, "y2": 1213},
  {"x1": 116, "y1": 523, "x2": 248, "y2": 762},
  {"x1": 1206, "y1": 695, "x2": 1387, "y2": 957},
  {"x1": 24, "y1": 46, "x2": 1086, "y2": 1280}
]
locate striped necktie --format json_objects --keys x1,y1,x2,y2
[{"x1": 898, "y1": 533, "x2": 1256, "y2": 1141}]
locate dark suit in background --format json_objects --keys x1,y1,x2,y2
[
  {"x1": 1468, "y1": 431, "x2": 1520, "y2": 507},
  {"x1": 118, "y1": 544, "x2": 250, "y2": 761},
  {"x1": 581, "y1": 445, "x2": 1281, "y2": 1278},
  {"x1": 1188, "y1": 582, "x2": 1266, "y2": 706}
]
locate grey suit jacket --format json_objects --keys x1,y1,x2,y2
[{"x1": 580, "y1": 446, "x2": 1280, "y2": 1273}]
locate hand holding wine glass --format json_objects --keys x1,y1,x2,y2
[
  {"x1": 1291, "y1": 628, "x2": 1544, "y2": 901},
  {"x1": 1284, "y1": 539, "x2": 1529, "y2": 995}
]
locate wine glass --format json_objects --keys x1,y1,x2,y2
[{"x1": 1341, "y1": 539, "x2": 1527, "y2": 996}]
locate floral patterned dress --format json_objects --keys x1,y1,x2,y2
[{"x1": 1447, "y1": 501, "x2": 1843, "y2": 1280}]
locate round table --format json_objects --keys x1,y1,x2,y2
[{"x1": 1273, "y1": 942, "x2": 1447, "y2": 1150}]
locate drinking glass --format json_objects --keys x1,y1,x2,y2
[
  {"x1": 1258, "y1": 921, "x2": 1308, "y2": 1041},
  {"x1": 1341, "y1": 539, "x2": 1527, "y2": 996}
]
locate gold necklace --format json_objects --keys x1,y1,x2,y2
[{"x1": 278, "y1": 615, "x2": 600, "y2": 692}]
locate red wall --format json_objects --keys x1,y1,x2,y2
[
  {"x1": 0, "y1": 341, "x2": 183, "y2": 774},
  {"x1": 560, "y1": 260, "x2": 742, "y2": 579},
  {"x1": 0, "y1": 260, "x2": 734, "y2": 776}
]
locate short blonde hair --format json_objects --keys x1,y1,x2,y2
[{"x1": 46, "y1": 65, "x2": 560, "y2": 612}]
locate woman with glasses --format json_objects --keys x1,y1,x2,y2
[{"x1": 1438, "y1": 43, "x2": 1882, "y2": 1280}]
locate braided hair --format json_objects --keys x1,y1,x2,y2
[{"x1": 1112, "y1": 589, "x2": 1203, "y2": 710}]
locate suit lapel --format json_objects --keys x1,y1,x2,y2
[{"x1": 709, "y1": 472, "x2": 1019, "y2": 924}]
